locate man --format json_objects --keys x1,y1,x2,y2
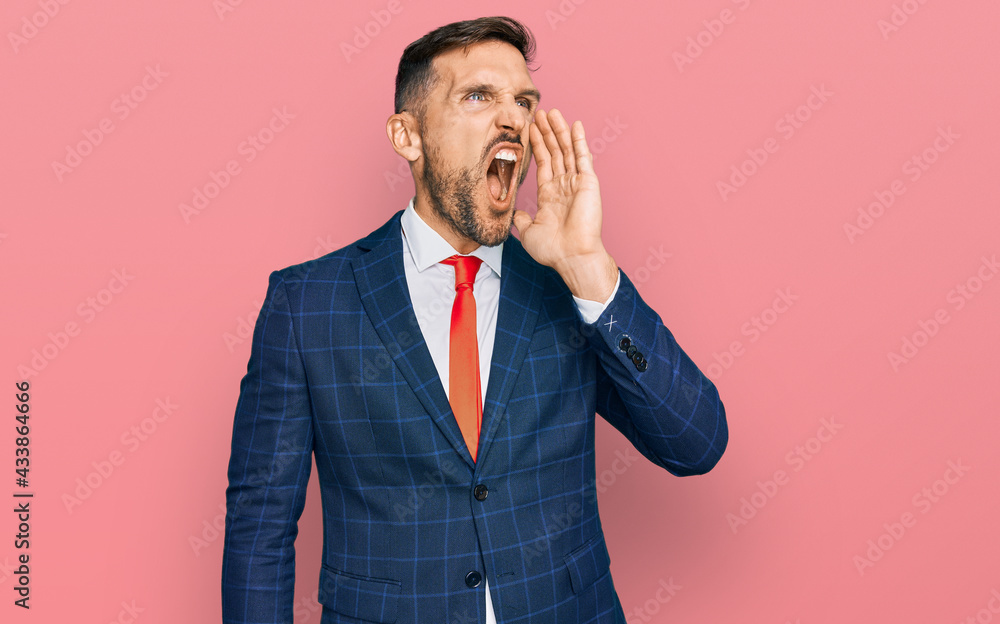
[{"x1": 223, "y1": 16, "x2": 727, "y2": 624}]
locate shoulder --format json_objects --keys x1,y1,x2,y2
[{"x1": 270, "y1": 211, "x2": 403, "y2": 286}]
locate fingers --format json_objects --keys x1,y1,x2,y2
[
  {"x1": 535, "y1": 109, "x2": 566, "y2": 177},
  {"x1": 531, "y1": 108, "x2": 594, "y2": 182},
  {"x1": 570, "y1": 120, "x2": 594, "y2": 175},
  {"x1": 512, "y1": 209, "x2": 533, "y2": 237},
  {"x1": 529, "y1": 119, "x2": 552, "y2": 186},
  {"x1": 547, "y1": 109, "x2": 577, "y2": 175},
  {"x1": 528, "y1": 108, "x2": 594, "y2": 184}
]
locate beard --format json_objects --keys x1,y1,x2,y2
[{"x1": 421, "y1": 135, "x2": 522, "y2": 248}]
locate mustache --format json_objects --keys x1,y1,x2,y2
[{"x1": 481, "y1": 133, "x2": 522, "y2": 163}]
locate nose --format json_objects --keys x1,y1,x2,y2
[{"x1": 495, "y1": 95, "x2": 527, "y2": 134}]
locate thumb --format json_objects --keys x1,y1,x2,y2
[{"x1": 512, "y1": 209, "x2": 533, "y2": 237}]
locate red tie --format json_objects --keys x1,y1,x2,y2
[{"x1": 440, "y1": 254, "x2": 484, "y2": 461}]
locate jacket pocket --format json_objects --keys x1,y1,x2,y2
[
  {"x1": 318, "y1": 563, "x2": 401, "y2": 623},
  {"x1": 562, "y1": 532, "x2": 612, "y2": 593}
]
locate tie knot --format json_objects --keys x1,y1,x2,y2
[{"x1": 441, "y1": 254, "x2": 483, "y2": 291}]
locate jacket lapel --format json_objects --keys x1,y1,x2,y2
[
  {"x1": 476, "y1": 236, "x2": 543, "y2": 466},
  {"x1": 351, "y1": 211, "x2": 476, "y2": 469},
  {"x1": 351, "y1": 212, "x2": 546, "y2": 471}
]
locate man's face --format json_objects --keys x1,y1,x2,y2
[{"x1": 415, "y1": 40, "x2": 539, "y2": 248}]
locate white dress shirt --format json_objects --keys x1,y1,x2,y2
[{"x1": 399, "y1": 197, "x2": 619, "y2": 622}]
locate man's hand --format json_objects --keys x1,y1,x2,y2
[{"x1": 513, "y1": 108, "x2": 618, "y2": 303}]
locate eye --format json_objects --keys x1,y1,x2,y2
[
  {"x1": 467, "y1": 92, "x2": 486, "y2": 102},
  {"x1": 517, "y1": 98, "x2": 530, "y2": 108}
]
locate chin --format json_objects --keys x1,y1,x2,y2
[{"x1": 474, "y1": 207, "x2": 514, "y2": 247}]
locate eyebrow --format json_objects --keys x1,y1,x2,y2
[{"x1": 456, "y1": 82, "x2": 541, "y2": 103}]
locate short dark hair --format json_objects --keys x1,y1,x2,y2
[{"x1": 393, "y1": 16, "x2": 536, "y2": 118}]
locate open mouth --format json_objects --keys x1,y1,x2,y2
[{"x1": 486, "y1": 147, "x2": 518, "y2": 205}]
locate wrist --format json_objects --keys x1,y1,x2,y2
[{"x1": 556, "y1": 250, "x2": 618, "y2": 303}]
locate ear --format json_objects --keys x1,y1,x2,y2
[{"x1": 386, "y1": 112, "x2": 422, "y2": 163}]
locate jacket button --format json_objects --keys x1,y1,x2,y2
[
  {"x1": 636, "y1": 358, "x2": 648, "y2": 372},
  {"x1": 465, "y1": 570, "x2": 482, "y2": 588},
  {"x1": 626, "y1": 345, "x2": 638, "y2": 359},
  {"x1": 618, "y1": 336, "x2": 631, "y2": 351},
  {"x1": 473, "y1": 484, "x2": 488, "y2": 501},
  {"x1": 632, "y1": 352, "x2": 644, "y2": 366}
]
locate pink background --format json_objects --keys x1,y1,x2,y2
[{"x1": 2, "y1": 1, "x2": 998, "y2": 622}]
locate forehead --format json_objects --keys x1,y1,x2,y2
[{"x1": 431, "y1": 40, "x2": 535, "y2": 94}]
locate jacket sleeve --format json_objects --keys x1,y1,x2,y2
[
  {"x1": 222, "y1": 271, "x2": 315, "y2": 623},
  {"x1": 588, "y1": 270, "x2": 728, "y2": 476}
]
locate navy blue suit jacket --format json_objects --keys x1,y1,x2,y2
[{"x1": 222, "y1": 210, "x2": 727, "y2": 623}]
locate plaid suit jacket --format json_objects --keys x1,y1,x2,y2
[{"x1": 222, "y1": 210, "x2": 727, "y2": 623}]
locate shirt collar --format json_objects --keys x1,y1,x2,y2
[{"x1": 400, "y1": 197, "x2": 504, "y2": 277}]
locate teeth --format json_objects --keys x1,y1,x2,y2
[{"x1": 494, "y1": 149, "x2": 517, "y2": 162}]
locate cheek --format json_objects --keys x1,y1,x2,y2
[{"x1": 429, "y1": 129, "x2": 481, "y2": 167}]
